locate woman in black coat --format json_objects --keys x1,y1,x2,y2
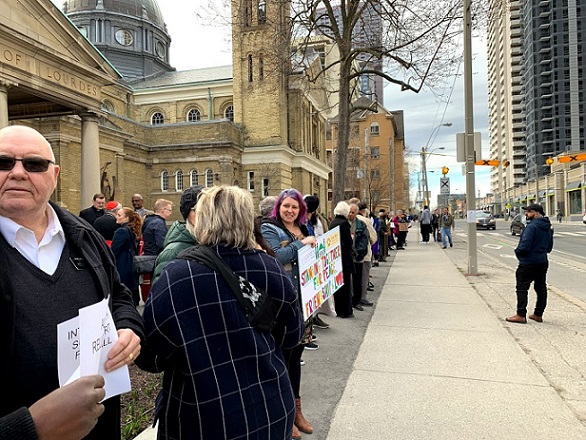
[
  {"x1": 329, "y1": 201, "x2": 355, "y2": 318},
  {"x1": 111, "y1": 207, "x2": 142, "y2": 305}
]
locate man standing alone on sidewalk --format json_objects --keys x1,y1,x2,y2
[{"x1": 506, "y1": 203, "x2": 554, "y2": 324}]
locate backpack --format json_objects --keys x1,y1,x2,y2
[
  {"x1": 352, "y1": 220, "x2": 369, "y2": 262},
  {"x1": 178, "y1": 245, "x2": 277, "y2": 332}
]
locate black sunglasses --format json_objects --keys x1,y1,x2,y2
[{"x1": 0, "y1": 156, "x2": 55, "y2": 173}]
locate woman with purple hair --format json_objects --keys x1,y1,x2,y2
[{"x1": 260, "y1": 188, "x2": 315, "y2": 439}]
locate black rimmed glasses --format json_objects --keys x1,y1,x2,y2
[{"x1": 0, "y1": 156, "x2": 55, "y2": 173}]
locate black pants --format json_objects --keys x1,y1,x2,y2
[
  {"x1": 515, "y1": 262, "x2": 548, "y2": 317},
  {"x1": 282, "y1": 343, "x2": 305, "y2": 398},
  {"x1": 352, "y1": 262, "x2": 363, "y2": 306},
  {"x1": 397, "y1": 231, "x2": 407, "y2": 248},
  {"x1": 334, "y1": 271, "x2": 354, "y2": 316},
  {"x1": 420, "y1": 224, "x2": 431, "y2": 242}
]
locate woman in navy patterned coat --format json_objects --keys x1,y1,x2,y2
[{"x1": 141, "y1": 186, "x2": 304, "y2": 440}]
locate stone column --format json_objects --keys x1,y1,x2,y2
[
  {"x1": 80, "y1": 112, "x2": 101, "y2": 207},
  {"x1": 0, "y1": 83, "x2": 10, "y2": 129}
]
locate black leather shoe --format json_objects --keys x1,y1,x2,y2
[
  {"x1": 367, "y1": 287, "x2": 374, "y2": 291},
  {"x1": 359, "y1": 299, "x2": 373, "y2": 306},
  {"x1": 352, "y1": 304, "x2": 364, "y2": 311}
]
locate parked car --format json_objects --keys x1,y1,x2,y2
[
  {"x1": 510, "y1": 214, "x2": 526, "y2": 235},
  {"x1": 475, "y1": 211, "x2": 496, "y2": 230}
]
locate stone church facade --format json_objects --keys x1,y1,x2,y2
[{"x1": 0, "y1": 0, "x2": 331, "y2": 218}]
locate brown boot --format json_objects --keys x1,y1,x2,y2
[
  {"x1": 294, "y1": 398, "x2": 313, "y2": 434},
  {"x1": 291, "y1": 424, "x2": 302, "y2": 440}
]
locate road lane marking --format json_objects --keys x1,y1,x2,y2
[
  {"x1": 499, "y1": 254, "x2": 516, "y2": 259},
  {"x1": 483, "y1": 244, "x2": 503, "y2": 249}
]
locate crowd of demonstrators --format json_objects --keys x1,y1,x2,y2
[
  {"x1": 79, "y1": 192, "x2": 105, "y2": 225},
  {"x1": 94, "y1": 200, "x2": 121, "y2": 245},
  {"x1": 0, "y1": 125, "x2": 143, "y2": 439},
  {"x1": 111, "y1": 207, "x2": 143, "y2": 306},
  {"x1": 439, "y1": 206, "x2": 455, "y2": 248},
  {"x1": 152, "y1": 185, "x2": 203, "y2": 282},
  {"x1": 329, "y1": 201, "x2": 355, "y2": 318},
  {"x1": 260, "y1": 188, "x2": 316, "y2": 439},
  {"x1": 140, "y1": 186, "x2": 304, "y2": 440},
  {"x1": 141, "y1": 199, "x2": 173, "y2": 256}
]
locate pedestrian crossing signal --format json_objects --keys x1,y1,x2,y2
[{"x1": 441, "y1": 166, "x2": 449, "y2": 175}]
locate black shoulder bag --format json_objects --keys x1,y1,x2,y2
[{"x1": 178, "y1": 245, "x2": 277, "y2": 332}]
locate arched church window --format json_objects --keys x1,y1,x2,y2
[
  {"x1": 258, "y1": 1, "x2": 267, "y2": 23},
  {"x1": 205, "y1": 169, "x2": 214, "y2": 187},
  {"x1": 161, "y1": 171, "x2": 169, "y2": 192},
  {"x1": 175, "y1": 170, "x2": 184, "y2": 192},
  {"x1": 151, "y1": 112, "x2": 164, "y2": 125},
  {"x1": 190, "y1": 170, "x2": 199, "y2": 186},
  {"x1": 224, "y1": 106, "x2": 234, "y2": 122},
  {"x1": 187, "y1": 108, "x2": 201, "y2": 122},
  {"x1": 248, "y1": 54, "x2": 253, "y2": 82}
]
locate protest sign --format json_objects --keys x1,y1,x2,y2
[
  {"x1": 57, "y1": 298, "x2": 131, "y2": 400},
  {"x1": 298, "y1": 226, "x2": 344, "y2": 320}
]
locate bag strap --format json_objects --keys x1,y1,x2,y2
[{"x1": 178, "y1": 245, "x2": 258, "y2": 318}]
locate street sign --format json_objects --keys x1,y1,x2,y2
[{"x1": 440, "y1": 177, "x2": 450, "y2": 195}]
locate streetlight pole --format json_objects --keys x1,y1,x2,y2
[
  {"x1": 421, "y1": 122, "x2": 451, "y2": 207},
  {"x1": 464, "y1": 0, "x2": 478, "y2": 275}
]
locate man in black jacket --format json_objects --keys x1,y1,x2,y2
[
  {"x1": 79, "y1": 192, "x2": 105, "y2": 225},
  {"x1": 93, "y1": 200, "x2": 121, "y2": 244},
  {"x1": 506, "y1": 203, "x2": 554, "y2": 324},
  {"x1": 0, "y1": 125, "x2": 144, "y2": 440}
]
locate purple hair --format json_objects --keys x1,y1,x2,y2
[{"x1": 271, "y1": 188, "x2": 308, "y2": 225}]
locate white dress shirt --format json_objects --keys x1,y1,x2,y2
[{"x1": 0, "y1": 205, "x2": 66, "y2": 275}]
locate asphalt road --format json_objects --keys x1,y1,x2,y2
[{"x1": 455, "y1": 219, "x2": 586, "y2": 304}]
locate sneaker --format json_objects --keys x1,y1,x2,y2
[
  {"x1": 313, "y1": 315, "x2": 330, "y2": 329},
  {"x1": 300, "y1": 359, "x2": 305, "y2": 366},
  {"x1": 450, "y1": 243, "x2": 453, "y2": 247},
  {"x1": 304, "y1": 341, "x2": 319, "y2": 350},
  {"x1": 311, "y1": 334, "x2": 318, "y2": 342}
]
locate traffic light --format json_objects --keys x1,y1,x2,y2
[
  {"x1": 441, "y1": 166, "x2": 449, "y2": 175},
  {"x1": 503, "y1": 160, "x2": 510, "y2": 167},
  {"x1": 545, "y1": 158, "x2": 554, "y2": 165},
  {"x1": 558, "y1": 153, "x2": 586, "y2": 163}
]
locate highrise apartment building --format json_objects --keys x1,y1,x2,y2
[
  {"x1": 488, "y1": 0, "x2": 586, "y2": 204},
  {"x1": 315, "y1": 2, "x2": 384, "y2": 102},
  {"x1": 487, "y1": 0, "x2": 526, "y2": 207},
  {"x1": 524, "y1": 0, "x2": 586, "y2": 180}
]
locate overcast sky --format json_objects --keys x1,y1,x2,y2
[{"x1": 51, "y1": 0, "x2": 492, "y2": 206}]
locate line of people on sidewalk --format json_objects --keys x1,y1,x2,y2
[
  {"x1": 417, "y1": 205, "x2": 455, "y2": 248},
  {"x1": 0, "y1": 124, "x2": 410, "y2": 440}
]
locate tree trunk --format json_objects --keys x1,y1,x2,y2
[{"x1": 333, "y1": 55, "x2": 352, "y2": 209}]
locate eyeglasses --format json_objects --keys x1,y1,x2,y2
[{"x1": 0, "y1": 156, "x2": 55, "y2": 173}]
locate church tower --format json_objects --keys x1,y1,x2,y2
[{"x1": 231, "y1": 0, "x2": 291, "y2": 148}]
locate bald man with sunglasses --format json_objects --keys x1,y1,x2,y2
[{"x1": 0, "y1": 125, "x2": 144, "y2": 440}]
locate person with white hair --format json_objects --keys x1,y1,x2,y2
[{"x1": 329, "y1": 201, "x2": 355, "y2": 318}]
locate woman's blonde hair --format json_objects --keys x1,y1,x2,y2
[{"x1": 193, "y1": 186, "x2": 256, "y2": 249}]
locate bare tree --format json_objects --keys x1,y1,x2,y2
[{"x1": 200, "y1": 1, "x2": 465, "y2": 208}]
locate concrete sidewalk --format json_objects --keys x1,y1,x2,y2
[{"x1": 327, "y1": 241, "x2": 586, "y2": 439}]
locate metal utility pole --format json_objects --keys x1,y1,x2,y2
[{"x1": 464, "y1": 0, "x2": 478, "y2": 275}]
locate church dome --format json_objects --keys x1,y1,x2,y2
[{"x1": 63, "y1": 0, "x2": 166, "y2": 29}]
